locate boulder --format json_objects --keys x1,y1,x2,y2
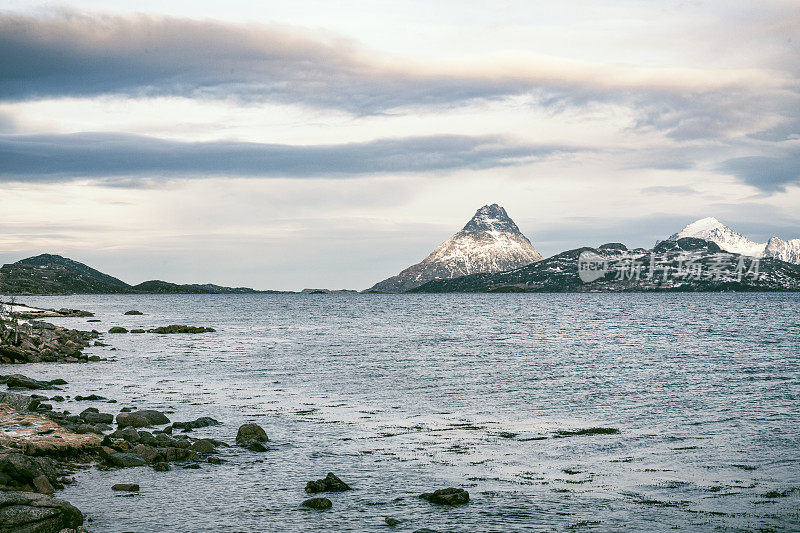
[
  {"x1": 0, "y1": 491, "x2": 83, "y2": 532},
  {"x1": 123, "y1": 310, "x2": 143, "y2": 315},
  {"x1": 116, "y1": 410, "x2": 169, "y2": 428},
  {"x1": 153, "y1": 462, "x2": 170, "y2": 472},
  {"x1": 116, "y1": 412, "x2": 149, "y2": 428},
  {"x1": 111, "y1": 427, "x2": 140, "y2": 442},
  {"x1": 130, "y1": 444, "x2": 159, "y2": 464},
  {"x1": 235, "y1": 423, "x2": 268, "y2": 444},
  {"x1": 80, "y1": 409, "x2": 113, "y2": 424},
  {"x1": 301, "y1": 497, "x2": 332, "y2": 510},
  {"x1": 112, "y1": 483, "x2": 139, "y2": 491},
  {"x1": 108, "y1": 327, "x2": 128, "y2": 334},
  {"x1": 189, "y1": 439, "x2": 216, "y2": 454},
  {"x1": 305, "y1": 473, "x2": 352, "y2": 493},
  {"x1": 130, "y1": 329, "x2": 146, "y2": 334},
  {"x1": 171, "y1": 417, "x2": 221, "y2": 431},
  {"x1": 4, "y1": 374, "x2": 53, "y2": 390},
  {"x1": 0, "y1": 391, "x2": 41, "y2": 411},
  {"x1": 108, "y1": 453, "x2": 146, "y2": 468},
  {"x1": 419, "y1": 488, "x2": 469, "y2": 505}
]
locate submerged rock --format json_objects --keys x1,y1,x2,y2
[
  {"x1": 301, "y1": 497, "x2": 332, "y2": 510},
  {"x1": 172, "y1": 417, "x2": 221, "y2": 431},
  {"x1": 305, "y1": 473, "x2": 352, "y2": 493},
  {"x1": 147, "y1": 325, "x2": 215, "y2": 334},
  {"x1": 112, "y1": 483, "x2": 140, "y2": 491},
  {"x1": 240, "y1": 440, "x2": 268, "y2": 452},
  {"x1": 236, "y1": 423, "x2": 268, "y2": 444},
  {"x1": 123, "y1": 310, "x2": 144, "y2": 315},
  {"x1": 419, "y1": 488, "x2": 469, "y2": 505}
]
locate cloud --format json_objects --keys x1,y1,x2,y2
[
  {"x1": 0, "y1": 132, "x2": 568, "y2": 184},
  {"x1": 640, "y1": 186, "x2": 699, "y2": 195},
  {"x1": 0, "y1": 10, "x2": 794, "y2": 130},
  {"x1": 718, "y1": 149, "x2": 800, "y2": 193}
]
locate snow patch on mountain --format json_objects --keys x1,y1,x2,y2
[
  {"x1": 367, "y1": 204, "x2": 542, "y2": 292},
  {"x1": 764, "y1": 236, "x2": 800, "y2": 264}
]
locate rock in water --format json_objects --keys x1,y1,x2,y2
[
  {"x1": 112, "y1": 483, "x2": 140, "y2": 491},
  {"x1": 301, "y1": 497, "x2": 332, "y2": 510},
  {"x1": 305, "y1": 473, "x2": 352, "y2": 493},
  {"x1": 236, "y1": 423, "x2": 268, "y2": 444},
  {"x1": 420, "y1": 487, "x2": 470, "y2": 505},
  {"x1": 108, "y1": 326, "x2": 128, "y2": 334},
  {"x1": 124, "y1": 310, "x2": 143, "y2": 315},
  {"x1": 367, "y1": 204, "x2": 542, "y2": 292}
]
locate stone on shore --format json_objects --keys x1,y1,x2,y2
[
  {"x1": 112, "y1": 483, "x2": 140, "y2": 491},
  {"x1": 80, "y1": 408, "x2": 114, "y2": 424},
  {"x1": 419, "y1": 487, "x2": 470, "y2": 505},
  {"x1": 108, "y1": 326, "x2": 128, "y2": 334},
  {"x1": 305, "y1": 473, "x2": 352, "y2": 493},
  {"x1": 116, "y1": 410, "x2": 170, "y2": 428},
  {"x1": 108, "y1": 452, "x2": 147, "y2": 468},
  {"x1": 301, "y1": 497, "x2": 332, "y2": 510},
  {"x1": 235, "y1": 423, "x2": 268, "y2": 444},
  {"x1": 0, "y1": 491, "x2": 84, "y2": 532}
]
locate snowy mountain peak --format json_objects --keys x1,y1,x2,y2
[
  {"x1": 668, "y1": 217, "x2": 765, "y2": 258},
  {"x1": 666, "y1": 217, "x2": 800, "y2": 263},
  {"x1": 764, "y1": 236, "x2": 800, "y2": 264},
  {"x1": 461, "y1": 204, "x2": 521, "y2": 234},
  {"x1": 367, "y1": 204, "x2": 542, "y2": 292}
]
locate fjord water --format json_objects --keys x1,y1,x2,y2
[{"x1": 8, "y1": 293, "x2": 800, "y2": 532}]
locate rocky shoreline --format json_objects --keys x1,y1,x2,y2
[{"x1": 0, "y1": 302, "x2": 469, "y2": 532}]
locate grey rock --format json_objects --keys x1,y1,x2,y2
[
  {"x1": 305, "y1": 473, "x2": 352, "y2": 493},
  {"x1": 0, "y1": 491, "x2": 84, "y2": 532},
  {"x1": 112, "y1": 483, "x2": 139, "y2": 491},
  {"x1": 108, "y1": 453, "x2": 146, "y2": 468},
  {"x1": 235, "y1": 423, "x2": 268, "y2": 444},
  {"x1": 419, "y1": 487, "x2": 469, "y2": 505},
  {"x1": 301, "y1": 497, "x2": 332, "y2": 510}
]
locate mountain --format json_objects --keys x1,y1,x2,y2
[
  {"x1": 763, "y1": 236, "x2": 800, "y2": 264},
  {"x1": 667, "y1": 217, "x2": 765, "y2": 257},
  {"x1": 367, "y1": 204, "x2": 543, "y2": 292},
  {"x1": 0, "y1": 254, "x2": 278, "y2": 295},
  {"x1": 412, "y1": 238, "x2": 800, "y2": 293},
  {"x1": 667, "y1": 217, "x2": 800, "y2": 263}
]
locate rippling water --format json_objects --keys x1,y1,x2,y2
[{"x1": 4, "y1": 293, "x2": 800, "y2": 532}]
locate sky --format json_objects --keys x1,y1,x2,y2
[{"x1": 0, "y1": 0, "x2": 798, "y2": 290}]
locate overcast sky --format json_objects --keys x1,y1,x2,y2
[{"x1": 0, "y1": 0, "x2": 798, "y2": 290}]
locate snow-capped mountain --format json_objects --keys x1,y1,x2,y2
[
  {"x1": 666, "y1": 217, "x2": 800, "y2": 263},
  {"x1": 367, "y1": 204, "x2": 543, "y2": 292},
  {"x1": 764, "y1": 236, "x2": 800, "y2": 264}
]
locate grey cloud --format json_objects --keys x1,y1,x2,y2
[
  {"x1": 718, "y1": 150, "x2": 800, "y2": 193},
  {"x1": 0, "y1": 10, "x2": 796, "y2": 134},
  {"x1": 640, "y1": 186, "x2": 699, "y2": 195},
  {"x1": 0, "y1": 132, "x2": 568, "y2": 184}
]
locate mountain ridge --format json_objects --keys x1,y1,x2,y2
[{"x1": 667, "y1": 217, "x2": 800, "y2": 263}]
